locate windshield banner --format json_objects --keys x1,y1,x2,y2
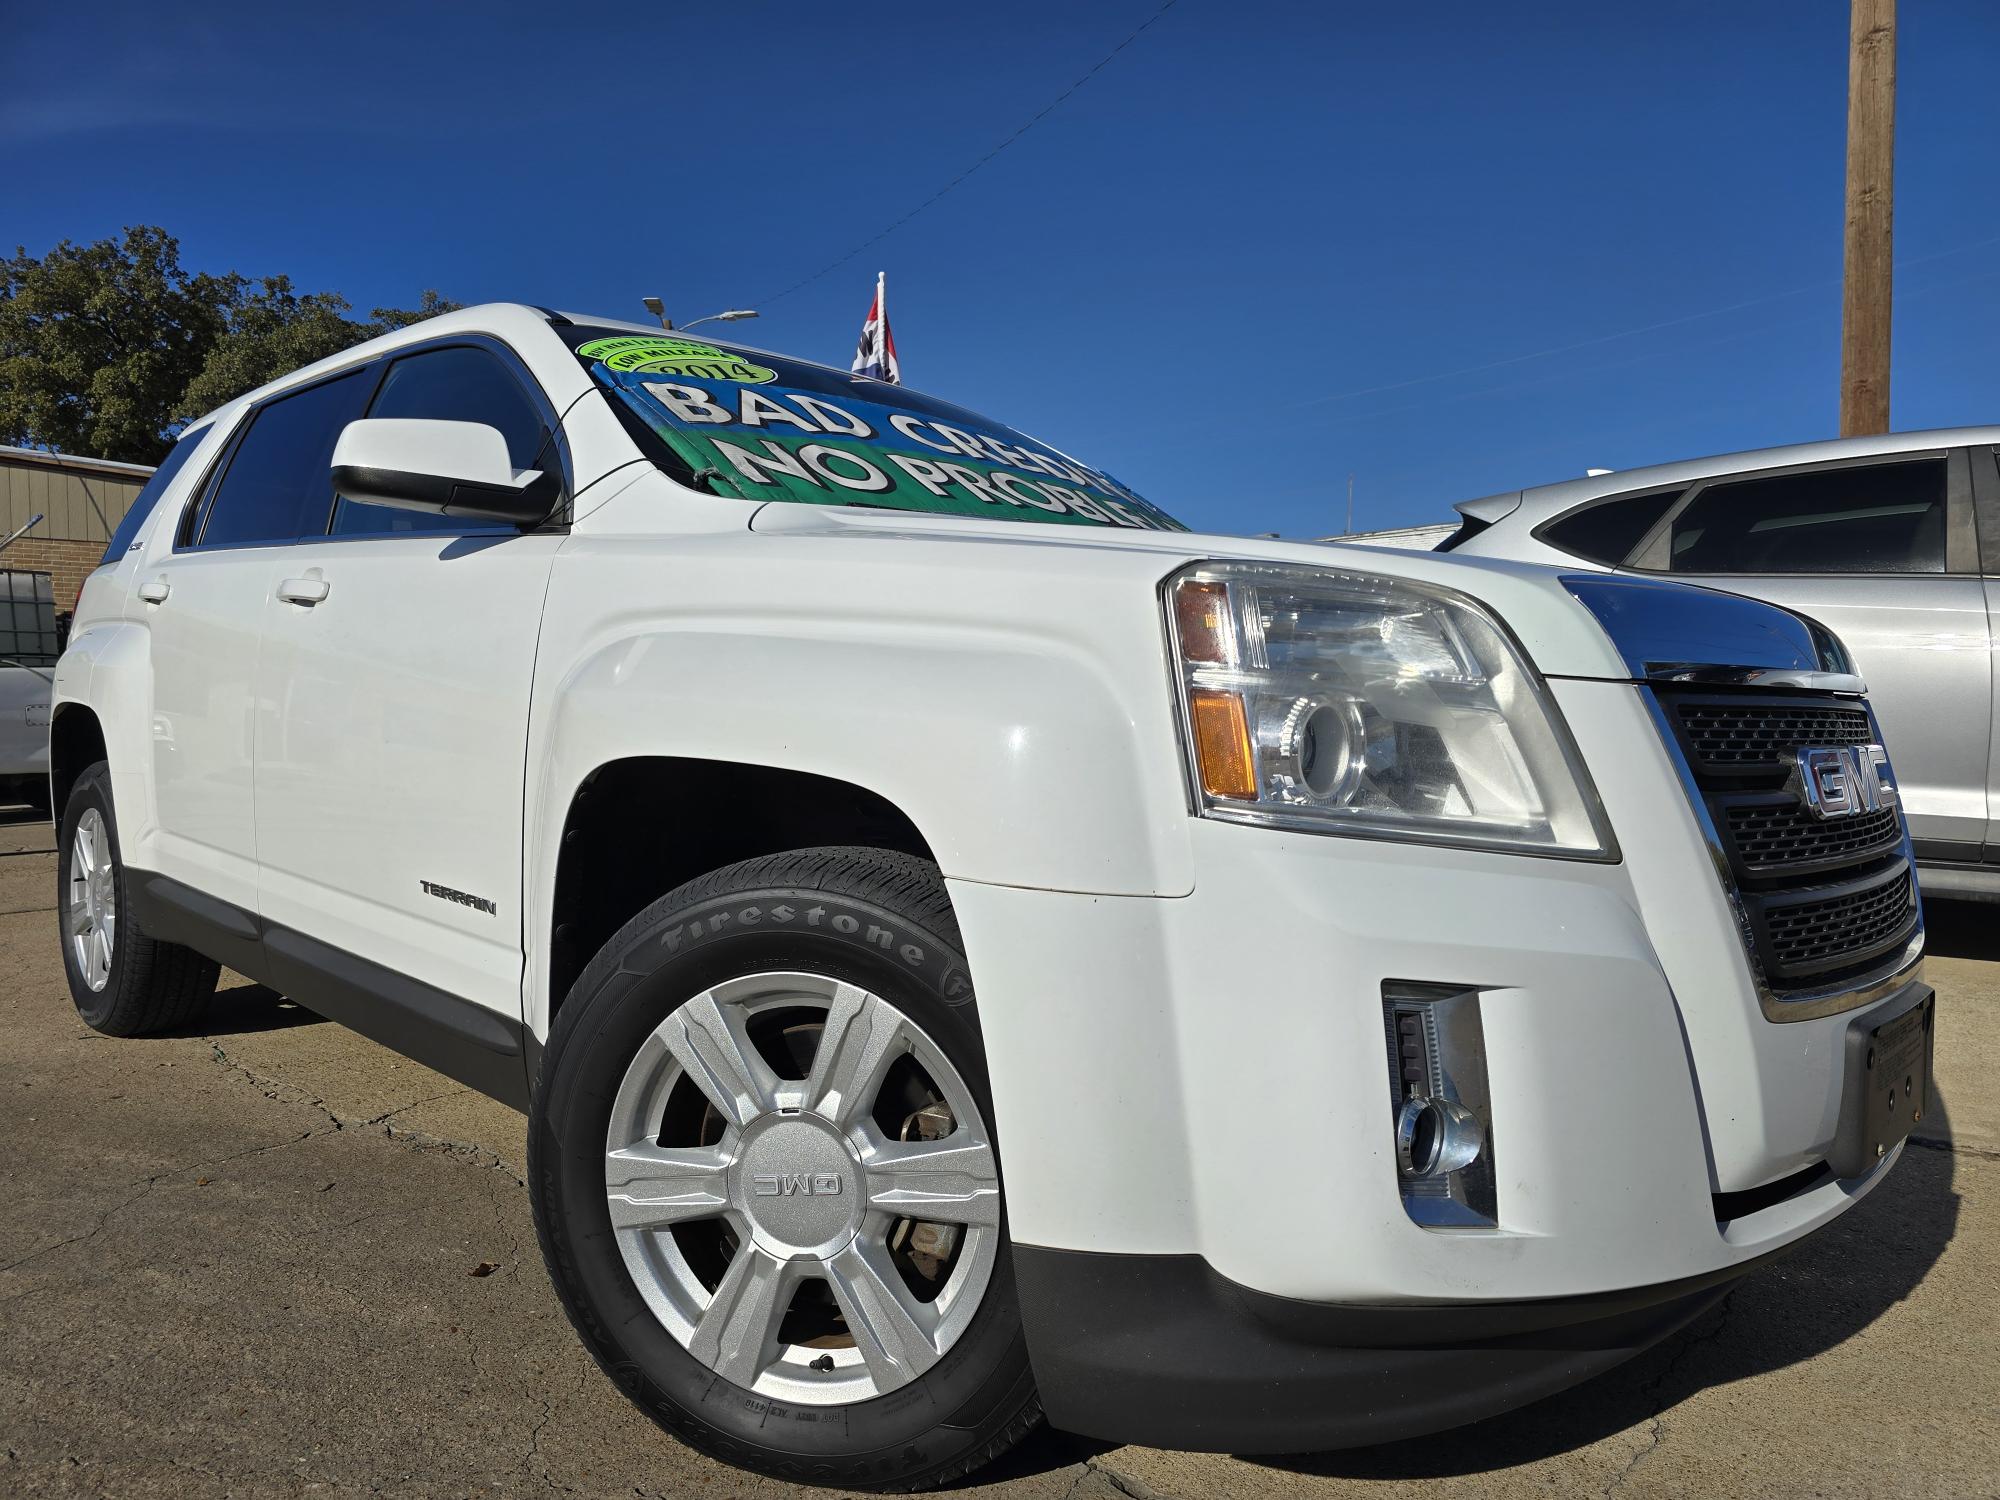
[{"x1": 575, "y1": 334, "x2": 1184, "y2": 531}]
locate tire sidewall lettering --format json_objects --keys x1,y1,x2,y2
[{"x1": 647, "y1": 891, "x2": 968, "y2": 1002}]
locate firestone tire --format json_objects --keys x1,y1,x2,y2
[
  {"x1": 528, "y1": 847, "x2": 1041, "y2": 1492},
  {"x1": 57, "y1": 762, "x2": 219, "y2": 1037}
]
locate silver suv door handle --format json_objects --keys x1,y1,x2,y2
[
  {"x1": 277, "y1": 577, "x2": 330, "y2": 606},
  {"x1": 137, "y1": 578, "x2": 170, "y2": 604}
]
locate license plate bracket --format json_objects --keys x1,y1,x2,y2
[{"x1": 1827, "y1": 983, "x2": 1934, "y2": 1180}]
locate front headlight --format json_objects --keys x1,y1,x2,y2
[{"x1": 1164, "y1": 562, "x2": 1614, "y2": 858}]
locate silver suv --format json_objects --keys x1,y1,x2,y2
[{"x1": 1443, "y1": 428, "x2": 2000, "y2": 900}]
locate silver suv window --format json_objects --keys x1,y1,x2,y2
[
  {"x1": 1535, "y1": 487, "x2": 1680, "y2": 566},
  {"x1": 1662, "y1": 458, "x2": 1947, "y2": 575}
]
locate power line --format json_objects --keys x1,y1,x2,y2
[
  {"x1": 1292, "y1": 229, "x2": 2000, "y2": 414},
  {"x1": 754, "y1": 0, "x2": 1182, "y2": 308},
  {"x1": 1307, "y1": 257, "x2": 2000, "y2": 432}
]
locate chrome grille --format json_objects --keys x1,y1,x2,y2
[{"x1": 1653, "y1": 689, "x2": 1918, "y2": 989}]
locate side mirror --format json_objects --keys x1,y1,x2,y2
[{"x1": 330, "y1": 418, "x2": 558, "y2": 526}]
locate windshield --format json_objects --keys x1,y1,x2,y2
[{"x1": 567, "y1": 325, "x2": 1186, "y2": 531}]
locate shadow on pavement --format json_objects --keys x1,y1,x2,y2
[
  {"x1": 1250, "y1": 1091, "x2": 1960, "y2": 1482},
  {"x1": 1922, "y1": 897, "x2": 2000, "y2": 962},
  {"x1": 0, "y1": 799, "x2": 53, "y2": 826},
  {"x1": 957, "y1": 1425, "x2": 1113, "y2": 1488},
  {"x1": 167, "y1": 979, "x2": 320, "y2": 1038}
]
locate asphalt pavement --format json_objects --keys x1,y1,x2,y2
[{"x1": 3, "y1": 803, "x2": 1997, "y2": 1498}]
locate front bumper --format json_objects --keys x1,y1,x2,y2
[
  {"x1": 954, "y1": 679, "x2": 1912, "y2": 1298},
  {"x1": 950, "y1": 675, "x2": 1918, "y2": 1444},
  {"x1": 955, "y1": 828, "x2": 1907, "y2": 1306},
  {"x1": 1012, "y1": 1241, "x2": 1772, "y2": 1452}
]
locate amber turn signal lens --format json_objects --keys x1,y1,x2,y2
[
  {"x1": 1174, "y1": 580, "x2": 1233, "y2": 664},
  {"x1": 1189, "y1": 689, "x2": 1256, "y2": 800}
]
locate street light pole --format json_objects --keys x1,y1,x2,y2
[
  {"x1": 678, "y1": 311, "x2": 760, "y2": 332},
  {"x1": 638, "y1": 299, "x2": 759, "y2": 334}
]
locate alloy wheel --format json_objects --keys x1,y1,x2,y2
[
  {"x1": 604, "y1": 971, "x2": 1001, "y2": 1405},
  {"x1": 65, "y1": 807, "x2": 116, "y2": 993}
]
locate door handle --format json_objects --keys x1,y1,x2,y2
[
  {"x1": 277, "y1": 576, "x2": 330, "y2": 606},
  {"x1": 137, "y1": 578, "x2": 170, "y2": 604}
]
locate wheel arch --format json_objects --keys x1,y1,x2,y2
[
  {"x1": 544, "y1": 756, "x2": 938, "y2": 1028},
  {"x1": 48, "y1": 702, "x2": 107, "y2": 816}
]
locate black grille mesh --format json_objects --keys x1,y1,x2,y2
[
  {"x1": 1725, "y1": 803, "x2": 1903, "y2": 872},
  {"x1": 1677, "y1": 703, "x2": 1872, "y2": 766},
  {"x1": 1656, "y1": 689, "x2": 1915, "y2": 988},
  {"x1": 1764, "y1": 871, "x2": 1916, "y2": 974}
]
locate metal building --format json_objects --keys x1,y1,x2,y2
[{"x1": 0, "y1": 445, "x2": 155, "y2": 609}]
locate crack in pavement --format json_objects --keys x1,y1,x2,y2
[
  {"x1": 0, "y1": 1039, "x2": 529, "y2": 1292},
  {"x1": 1061, "y1": 1459, "x2": 1164, "y2": 1500},
  {"x1": 205, "y1": 1040, "x2": 522, "y2": 1185},
  {"x1": 519, "y1": 1371, "x2": 582, "y2": 1498},
  {"x1": 0, "y1": 1178, "x2": 157, "y2": 1281},
  {"x1": 1599, "y1": 1287, "x2": 1738, "y2": 1497},
  {"x1": 0, "y1": 1119, "x2": 344, "y2": 1284},
  {"x1": 1907, "y1": 1133, "x2": 2000, "y2": 1163},
  {"x1": 1602, "y1": 1417, "x2": 1663, "y2": 1499},
  {"x1": 0, "y1": 1040, "x2": 532, "y2": 1296}
]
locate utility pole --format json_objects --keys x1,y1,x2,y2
[
  {"x1": 1345, "y1": 473, "x2": 1355, "y2": 535},
  {"x1": 1839, "y1": 0, "x2": 1896, "y2": 436}
]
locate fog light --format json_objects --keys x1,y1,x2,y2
[
  {"x1": 1383, "y1": 983, "x2": 1497, "y2": 1228},
  {"x1": 1396, "y1": 1096, "x2": 1484, "y2": 1178}
]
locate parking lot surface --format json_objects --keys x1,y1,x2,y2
[{"x1": 3, "y1": 804, "x2": 1997, "y2": 1499}]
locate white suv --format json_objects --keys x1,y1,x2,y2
[{"x1": 52, "y1": 305, "x2": 1933, "y2": 1490}]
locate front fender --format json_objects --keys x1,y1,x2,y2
[
  {"x1": 532, "y1": 623, "x2": 1194, "y2": 891},
  {"x1": 52, "y1": 618, "x2": 156, "y2": 843},
  {"x1": 522, "y1": 541, "x2": 1198, "y2": 1034}
]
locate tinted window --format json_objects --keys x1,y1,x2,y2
[
  {"x1": 331, "y1": 346, "x2": 550, "y2": 536},
  {"x1": 1664, "y1": 460, "x2": 1947, "y2": 575},
  {"x1": 100, "y1": 427, "x2": 209, "y2": 565},
  {"x1": 1539, "y1": 487, "x2": 1681, "y2": 566},
  {"x1": 195, "y1": 369, "x2": 377, "y2": 548}
]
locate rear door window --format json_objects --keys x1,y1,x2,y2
[
  {"x1": 190, "y1": 368, "x2": 378, "y2": 548},
  {"x1": 1537, "y1": 487, "x2": 1682, "y2": 566},
  {"x1": 331, "y1": 345, "x2": 553, "y2": 536},
  {"x1": 100, "y1": 426, "x2": 209, "y2": 565},
  {"x1": 1662, "y1": 459, "x2": 1948, "y2": 575}
]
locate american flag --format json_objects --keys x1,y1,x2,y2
[{"x1": 851, "y1": 271, "x2": 900, "y2": 384}]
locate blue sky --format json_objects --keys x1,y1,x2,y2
[{"x1": 5, "y1": 1, "x2": 1996, "y2": 537}]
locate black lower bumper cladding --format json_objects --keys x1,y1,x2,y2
[{"x1": 1011, "y1": 1246, "x2": 1775, "y2": 1452}]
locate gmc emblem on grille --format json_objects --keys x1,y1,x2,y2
[{"x1": 1789, "y1": 743, "x2": 1898, "y2": 821}]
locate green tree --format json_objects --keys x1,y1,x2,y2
[
  {"x1": 0, "y1": 227, "x2": 235, "y2": 464},
  {"x1": 0, "y1": 225, "x2": 462, "y2": 465},
  {"x1": 367, "y1": 289, "x2": 464, "y2": 333},
  {"x1": 177, "y1": 283, "x2": 465, "y2": 419}
]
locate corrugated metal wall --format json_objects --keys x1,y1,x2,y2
[{"x1": 1, "y1": 453, "x2": 150, "y2": 545}]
